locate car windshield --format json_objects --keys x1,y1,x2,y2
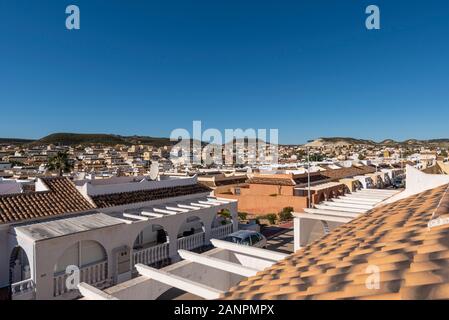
[{"x1": 224, "y1": 236, "x2": 243, "y2": 244}]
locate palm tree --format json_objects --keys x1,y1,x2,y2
[{"x1": 46, "y1": 152, "x2": 74, "y2": 176}]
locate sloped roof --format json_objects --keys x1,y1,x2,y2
[
  {"x1": 223, "y1": 184, "x2": 449, "y2": 300},
  {"x1": 0, "y1": 177, "x2": 95, "y2": 224},
  {"x1": 91, "y1": 184, "x2": 212, "y2": 208},
  {"x1": 322, "y1": 165, "x2": 376, "y2": 180}
]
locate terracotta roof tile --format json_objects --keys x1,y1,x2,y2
[
  {"x1": 91, "y1": 184, "x2": 212, "y2": 208},
  {"x1": 222, "y1": 184, "x2": 449, "y2": 300},
  {"x1": 0, "y1": 177, "x2": 94, "y2": 224}
]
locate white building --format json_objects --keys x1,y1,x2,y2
[{"x1": 0, "y1": 175, "x2": 237, "y2": 300}]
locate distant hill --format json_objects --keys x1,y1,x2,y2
[
  {"x1": 28, "y1": 133, "x2": 176, "y2": 147},
  {"x1": 304, "y1": 137, "x2": 449, "y2": 148},
  {"x1": 0, "y1": 138, "x2": 35, "y2": 145}
]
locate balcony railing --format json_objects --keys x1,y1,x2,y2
[
  {"x1": 53, "y1": 260, "x2": 109, "y2": 297},
  {"x1": 211, "y1": 223, "x2": 234, "y2": 240},
  {"x1": 133, "y1": 242, "x2": 169, "y2": 266},
  {"x1": 177, "y1": 232, "x2": 206, "y2": 251},
  {"x1": 11, "y1": 279, "x2": 35, "y2": 299}
]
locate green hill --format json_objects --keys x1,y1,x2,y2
[
  {"x1": 0, "y1": 138, "x2": 35, "y2": 145},
  {"x1": 29, "y1": 133, "x2": 175, "y2": 147}
]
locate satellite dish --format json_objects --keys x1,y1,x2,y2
[{"x1": 149, "y1": 162, "x2": 159, "y2": 180}]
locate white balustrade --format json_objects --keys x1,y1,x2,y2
[
  {"x1": 53, "y1": 261, "x2": 108, "y2": 297},
  {"x1": 177, "y1": 232, "x2": 206, "y2": 251},
  {"x1": 133, "y1": 242, "x2": 169, "y2": 266},
  {"x1": 11, "y1": 278, "x2": 35, "y2": 297},
  {"x1": 211, "y1": 223, "x2": 234, "y2": 240}
]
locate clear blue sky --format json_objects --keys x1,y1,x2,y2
[{"x1": 1, "y1": 0, "x2": 448, "y2": 144}]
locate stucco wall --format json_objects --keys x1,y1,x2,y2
[{"x1": 218, "y1": 193, "x2": 307, "y2": 215}]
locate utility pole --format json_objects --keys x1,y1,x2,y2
[{"x1": 307, "y1": 147, "x2": 311, "y2": 208}]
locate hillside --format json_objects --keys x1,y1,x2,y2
[
  {"x1": 28, "y1": 133, "x2": 175, "y2": 147},
  {"x1": 304, "y1": 137, "x2": 449, "y2": 148},
  {"x1": 0, "y1": 138, "x2": 35, "y2": 145}
]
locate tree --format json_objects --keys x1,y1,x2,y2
[
  {"x1": 308, "y1": 154, "x2": 324, "y2": 162},
  {"x1": 46, "y1": 152, "x2": 74, "y2": 176}
]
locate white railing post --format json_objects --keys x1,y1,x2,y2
[{"x1": 132, "y1": 242, "x2": 170, "y2": 267}]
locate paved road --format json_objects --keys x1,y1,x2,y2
[{"x1": 265, "y1": 228, "x2": 295, "y2": 254}]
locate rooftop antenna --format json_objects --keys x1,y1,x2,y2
[{"x1": 149, "y1": 162, "x2": 159, "y2": 181}]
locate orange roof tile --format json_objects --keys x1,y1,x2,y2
[
  {"x1": 0, "y1": 177, "x2": 94, "y2": 224},
  {"x1": 223, "y1": 184, "x2": 449, "y2": 300}
]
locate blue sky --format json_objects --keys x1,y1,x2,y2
[{"x1": 0, "y1": 0, "x2": 448, "y2": 144}]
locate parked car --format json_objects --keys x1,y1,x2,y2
[
  {"x1": 223, "y1": 230, "x2": 267, "y2": 248},
  {"x1": 393, "y1": 177, "x2": 405, "y2": 189}
]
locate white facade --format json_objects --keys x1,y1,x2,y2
[{"x1": 1, "y1": 177, "x2": 238, "y2": 300}]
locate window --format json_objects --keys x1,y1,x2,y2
[
  {"x1": 250, "y1": 234, "x2": 260, "y2": 245},
  {"x1": 241, "y1": 237, "x2": 251, "y2": 246}
]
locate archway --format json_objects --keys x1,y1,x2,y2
[
  {"x1": 329, "y1": 190, "x2": 338, "y2": 200},
  {"x1": 9, "y1": 246, "x2": 31, "y2": 285},
  {"x1": 133, "y1": 224, "x2": 170, "y2": 267},
  {"x1": 211, "y1": 209, "x2": 233, "y2": 228},
  {"x1": 53, "y1": 240, "x2": 107, "y2": 297},
  {"x1": 177, "y1": 216, "x2": 206, "y2": 251},
  {"x1": 211, "y1": 209, "x2": 235, "y2": 240},
  {"x1": 178, "y1": 216, "x2": 205, "y2": 238},
  {"x1": 317, "y1": 192, "x2": 326, "y2": 204}
]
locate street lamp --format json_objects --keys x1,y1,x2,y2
[{"x1": 307, "y1": 147, "x2": 311, "y2": 208}]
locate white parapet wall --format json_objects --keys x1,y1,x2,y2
[
  {"x1": 384, "y1": 165, "x2": 449, "y2": 204},
  {"x1": 102, "y1": 248, "x2": 245, "y2": 300}
]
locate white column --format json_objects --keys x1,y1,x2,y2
[
  {"x1": 230, "y1": 203, "x2": 238, "y2": 233},
  {"x1": 202, "y1": 209, "x2": 216, "y2": 245},
  {"x1": 294, "y1": 217, "x2": 317, "y2": 252}
]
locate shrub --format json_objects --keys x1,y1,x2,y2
[
  {"x1": 279, "y1": 207, "x2": 294, "y2": 222},
  {"x1": 265, "y1": 213, "x2": 278, "y2": 225},
  {"x1": 238, "y1": 212, "x2": 248, "y2": 221},
  {"x1": 218, "y1": 209, "x2": 231, "y2": 219}
]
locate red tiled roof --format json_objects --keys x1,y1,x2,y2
[
  {"x1": 0, "y1": 177, "x2": 95, "y2": 224},
  {"x1": 223, "y1": 184, "x2": 449, "y2": 300}
]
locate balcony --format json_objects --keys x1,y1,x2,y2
[
  {"x1": 11, "y1": 279, "x2": 35, "y2": 300},
  {"x1": 133, "y1": 242, "x2": 170, "y2": 267},
  {"x1": 53, "y1": 260, "x2": 109, "y2": 298}
]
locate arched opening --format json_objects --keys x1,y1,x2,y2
[
  {"x1": 9, "y1": 246, "x2": 31, "y2": 285},
  {"x1": 178, "y1": 216, "x2": 205, "y2": 238},
  {"x1": 384, "y1": 174, "x2": 391, "y2": 186},
  {"x1": 317, "y1": 192, "x2": 326, "y2": 204},
  {"x1": 133, "y1": 224, "x2": 170, "y2": 267},
  {"x1": 53, "y1": 240, "x2": 108, "y2": 297},
  {"x1": 177, "y1": 216, "x2": 206, "y2": 251},
  {"x1": 212, "y1": 209, "x2": 233, "y2": 228},
  {"x1": 329, "y1": 190, "x2": 338, "y2": 200},
  {"x1": 211, "y1": 209, "x2": 234, "y2": 240}
]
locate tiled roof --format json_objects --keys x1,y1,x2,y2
[
  {"x1": 247, "y1": 177, "x2": 295, "y2": 186},
  {"x1": 92, "y1": 184, "x2": 212, "y2": 208},
  {"x1": 223, "y1": 184, "x2": 449, "y2": 300},
  {"x1": 248, "y1": 174, "x2": 328, "y2": 186},
  {"x1": 0, "y1": 177, "x2": 95, "y2": 224},
  {"x1": 323, "y1": 165, "x2": 376, "y2": 180}
]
